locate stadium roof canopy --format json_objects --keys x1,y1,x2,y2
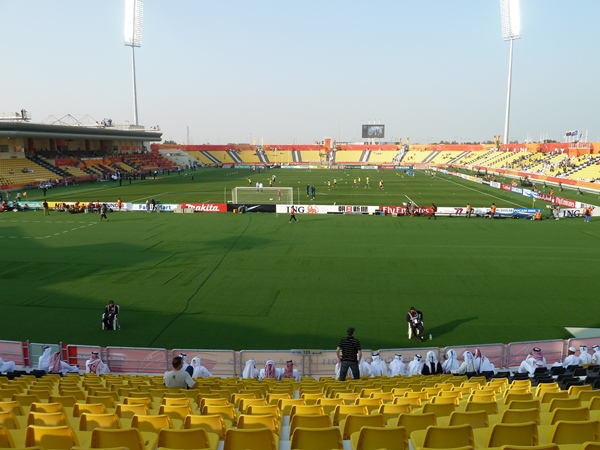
[{"x1": 0, "y1": 121, "x2": 162, "y2": 142}]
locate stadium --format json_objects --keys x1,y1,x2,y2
[{"x1": 2, "y1": 2, "x2": 600, "y2": 449}]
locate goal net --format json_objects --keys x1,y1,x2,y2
[{"x1": 232, "y1": 186, "x2": 293, "y2": 204}]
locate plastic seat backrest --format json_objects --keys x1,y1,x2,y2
[
  {"x1": 0, "y1": 401, "x2": 24, "y2": 416},
  {"x1": 422, "y1": 402, "x2": 457, "y2": 418},
  {"x1": 238, "y1": 398, "x2": 267, "y2": 413},
  {"x1": 29, "y1": 402, "x2": 64, "y2": 413},
  {"x1": 331, "y1": 404, "x2": 369, "y2": 426},
  {"x1": 224, "y1": 427, "x2": 277, "y2": 450},
  {"x1": 464, "y1": 401, "x2": 498, "y2": 415},
  {"x1": 550, "y1": 407, "x2": 590, "y2": 425},
  {"x1": 201, "y1": 404, "x2": 235, "y2": 422},
  {"x1": 27, "y1": 412, "x2": 68, "y2": 427},
  {"x1": 80, "y1": 413, "x2": 122, "y2": 431},
  {"x1": 184, "y1": 414, "x2": 227, "y2": 439},
  {"x1": 392, "y1": 412, "x2": 437, "y2": 436},
  {"x1": 86, "y1": 395, "x2": 115, "y2": 408},
  {"x1": 246, "y1": 405, "x2": 282, "y2": 421},
  {"x1": 289, "y1": 414, "x2": 332, "y2": 437},
  {"x1": 341, "y1": 413, "x2": 385, "y2": 440},
  {"x1": 159, "y1": 404, "x2": 193, "y2": 422},
  {"x1": 508, "y1": 399, "x2": 541, "y2": 410},
  {"x1": 0, "y1": 411, "x2": 19, "y2": 429},
  {"x1": 25, "y1": 425, "x2": 79, "y2": 449},
  {"x1": 91, "y1": 427, "x2": 145, "y2": 450},
  {"x1": 131, "y1": 413, "x2": 173, "y2": 434},
  {"x1": 115, "y1": 403, "x2": 149, "y2": 418},
  {"x1": 48, "y1": 395, "x2": 77, "y2": 407},
  {"x1": 158, "y1": 428, "x2": 212, "y2": 449},
  {"x1": 0, "y1": 426, "x2": 15, "y2": 448},
  {"x1": 290, "y1": 404, "x2": 324, "y2": 421},
  {"x1": 504, "y1": 392, "x2": 534, "y2": 405},
  {"x1": 73, "y1": 402, "x2": 107, "y2": 417},
  {"x1": 422, "y1": 423, "x2": 475, "y2": 449},
  {"x1": 448, "y1": 410, "x2": 489, "y2": 429},
  {"x1": 290, "y1": 426, "x2": 342, "y2": 450},
  {"x1": 541, "y1": 391, "x2": 569, "y2": 404},
  {"x1": 501, "y1": 408, "x2": 540, "y2": 425},
  {"x1": 487, "y1": 421, "x2": 538, "y2": 447},
  {"x1": 548, "y1": 397, "x2": 581, "y2": 412},
  {"x1": 237, "y1": 414, "x2": 279, "y2": 435},
  {"x1": 352, "y1": 425, "x2": 408, "y2": 450},
  {"x1": 550, "y1": 419, "x2": 600, "y2": 445}
]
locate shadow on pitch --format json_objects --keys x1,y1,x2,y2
[{"x1": 428, "y1": 316, "x2": 478, "y2": 339}]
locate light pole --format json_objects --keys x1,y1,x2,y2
[
  {"x1": 124, "y1": 0, "x2": 143, "y2": 126},
  {"x1": 500, "y1": 0, "x2": 521, "y2": 145}
]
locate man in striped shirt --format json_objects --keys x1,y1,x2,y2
[{"x1": 336, "y1": 327, "x2": 362, "y2": 381}]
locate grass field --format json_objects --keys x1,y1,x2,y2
[{"x1": 2, "y1": 168, "x2": 599, "y2": 351}]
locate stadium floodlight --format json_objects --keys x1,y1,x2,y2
[
  {"x1": 500, "y1": 0, "x2": 520, "y2": 145},
  {"x1": 124, "y1": 0, "x2": 143, "y2": 126}
]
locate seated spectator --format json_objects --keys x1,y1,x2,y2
[
  {"x1": 518, "y1": 347, "x2": 547, "y2": 375},
  {"x1": 102, "y1": 300, "x2": 119, "y2": 330},
  {"x1": 358, "y1": 356, "x2": 372, "y2": 378},
  {"x1": 281, "y1": 360, "x2": 300, "y2": 382},
  {"x1": 562, "y1": 346, "x2": 580, "y2": 368},
  {"x1": 242, "y1": 359, "x2": 259, "y2": 379},
  {"x1": 442, "y1": 349, "x2": 460, "y2": 374},
  {"x1": 388, "y1": 354, "x2": 405, "y2": 377},
  {"x1": 179, "y1": 353, "x2": 192, "y2": 376},
  {"x1": 473, "y1": 348, "x2": 495, "y2": 374},
  {"x1": 591, "y1": 345, "x2": 600, "y2": 366},
  {"x1": 49, "y1": 351, "x2": 79, "y2": 376},
  {"x1": 85, "y1": 351, "x2": 110, "y2": 375},
  {"x1": 369, "y1": 352, "x2": 387, "y2": 377},
  {"x1": 164, "y1": 356, "x2": 196, "y2": 389},
  {"x1": 453, "y1": 351, "x2": 476, "y2": 375},
  {"x1": 259, "y1": 360, "x2": 281, "y2": 381},
  {"x1": 579, "y1": 345, "x2": 592, "y2": 365},
  {"x1": 422, "y1": 351, "x2": 443, "y2": 375},
  {"x1": 190, "y1": 357, "x2": 212, "y2": 378},
  {"x1": 38, "y1": 346, "x2": 52, "y2": 372},
  {"x1": 0, "y1": 356, "x2": 16, "y2": 373},
  {"x1": 407, "y1": 354, "x2": 424, "y2": 376}
]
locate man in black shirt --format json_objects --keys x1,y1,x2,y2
[{"x1": 336, "y1": 327, "x2": 362, "y2": 381}]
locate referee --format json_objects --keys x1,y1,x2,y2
[{"x1": 336, "y1": 327, "x2": 362, "y2": 381}]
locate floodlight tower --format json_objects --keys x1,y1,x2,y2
[
  {"x1": 124, "y1": 0, "x2": 143, "y2": 126},
  {"x1": 500, "y1": 0, "x2": 520, "y2": 145}
]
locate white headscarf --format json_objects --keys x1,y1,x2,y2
[
  {"x1": 242, "y1": 359, "x2": 258, "y2": 379},
  {"x1": 407, "y1": 354, "x2": 424, "y2": 376},
  {"x1": 463, "y1": 351, "x2": 476, "y2": 372},
  {"x1": 389, "y1": 354, "x2": 405, "y2": 376},
  {"x1": 579, "y1": 345, "x2": 592, "y2": 365},
  {"x1": 359, "y1": 357, "x2": 372, "y2": 377},
  {"x1": 38, "y1": 347, "x2": 52, "y2": 372},
  {"x1": 424, "y1": 351, "x2": 438, "y2": 374},
  {"x1": 191, "y1": 356, "x2": 212, "y2": 378},
  {"x1": 592, "y1": 345, "x2": 600, "y2": 365},
  {"x1": 370, "y1": 353, "x2": 387, "y2": 377},
  {"x1": 442, "y1": 349, "x2": 459, "y2": 374}
]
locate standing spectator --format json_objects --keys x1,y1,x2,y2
[
  {"x1": 164, "y1": 356, "x2": 196, "y2": 389},
  {"x1": 466, "y1": 203, "x2": 473, "y2": 218},
  {"x1": 336, "y1": 327, "x2": 362, "y2": 381}
]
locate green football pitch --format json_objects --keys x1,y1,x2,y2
[{"x1": 2, "y1": 168, "x2": 599, "y2": 351}]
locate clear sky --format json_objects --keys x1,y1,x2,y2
[{"x1": 2, "y1": 1, "x2": 598, "y2": 145}]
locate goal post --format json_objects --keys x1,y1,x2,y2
[{"x1": 232, "y1": 186, "x2": 294, "y2": 204}]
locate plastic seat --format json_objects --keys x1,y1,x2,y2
[
  {"x1": 0, "y1": 410, "x2": 20, "y2": 429},
  {"x1": 548, "y1": 397, "x2": 581, "y2": 412},
  {"x1": 289, "y1": 414, "x2": 333, "y2": 437},
  {"x1": 30, "y1": 402, "x2": 64, "y2": 413},
  {"x1": 354, "y1": 397, "x2": 383, "y2": 408},
  {"x1": 499, "y1": 408, "x2": 540, "y2": 425},
  {"x1": 91, "y1": 428, "x2": 145, "y2": 450},
  {"x1": 422, "y1": 402, "x2": 456, "y2": 418},
  {"x1": 79, "y1": 413, "x2": 122, "y2": 431},
  {"x1": 25, "y1": 425, "x2": 80, "y2": 449},
  {"x1": 124, "y1": 397, "x2": 153, "y2": 410},
  {"x1": 447, "y1": 410, "x2": 489, "y2": 429},
  {"x1": 277, "y1": 398, "x2": 306, "y2": 415},
  {"x1": 237, "y1": 398, "x2": 267, "y2": 414},
  {"x1": 184, "y1": 414, "x2": 230, "y2": 440},
  {"x1": 301, "y1": 392, "x2": 325, "y2": 405},
  {"x1": 48, "y1": 395, "x2": 78, "y2": 408},
  {"x1": 290, "y1": 427, "x2": 343, "y2": 450},
  {"x1": 483, "y1": 421, "x2": 539, "y2": 447},
  {"x1": 0, "y1": 401, "x2": 24, "y2": 416},
  {"x1": 393, "y1": 397, "x2": 422, "y2": 408},
  {"x1": 418, "y1": 424, "x2": 475, "y2": 449},
  {"x1": 549, "y1": 419, "x2": 600, "y2": 445},
  {"x1": 131, "y1": 414, "x2": 173, "y2": 434},
  {"x1": 115, "y1": 403, "x2": 149, "y2": 418},
  {"x1": 465, "y1": 401, "x2": 498, "y2": 415},
  {"x1": 549, "y1": 406, "x2": 590, "y2": 424},
  {"x1": 159, "y1": 404, "x2": 193, "y2": 422},
  {"x1": 430, "y1": 396, "x2": 460, "y2": 406},
  {"x1": 508, "y1": 399, "x2": 542, "y2": 410},
  {"x1": 0, "y1": 425, "x2": 16, "y2": 447},
  {"x1": 161, "y1": 397, "x2": 191, "y2": 407},
  {"x1": 231, "y1": 393, "x2": 256, "y2": 408},
  {"x1": 201, "y1": 404, "x2": 236, "y2": 424},
  {"x1": 540, "y1": 391, "x2": 569, "y2": 404},
  {"x1": 289, "y1": 404, "x2": 324, "y2": 422},
  {"x1": 330, "y1": 404, "x2": 369, "y2": 426},
  {"x1": 339, "y1": 413, "x2": 385, "y2": 440},
  {"x1": 387, "y1": 412, "x2": 437, "y2": 436},
  {"x1": 224, "y1": 428, "x2": 278, "y2": 450},
  {"x1": 86, "y1": 395, "x2": 115, "y2": 409},
  {"x1": 246, "y1": 405, "x2": 282, "y2": 421},
  {"x1": 350, "y1": 425, "x2": 408, "y2": 450},
  {"x1": 157, "y1": 428, "x2": 218, "y2": 450},
  {"x1": 504, "y1": 392, "x2": 534, "y2": 405},
  {"x1": 373, "y1": 403, "x2": 411, "y2": 422},
  {"x1": 237, "y1": 413, "x2": 279, "y2": 435},
  {"x1": 27, "y1": 412, "x2": 69, "y2": 427},
  {"x1": 73, "y1": 403, "x2": 108, "y2": 417},
  {"x1": 494, "y1": 445, "x2": 558, "y2": 450}
]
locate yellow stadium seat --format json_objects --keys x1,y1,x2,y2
[
  {"x1": 548, "y1": 397, "x2": 581, "y2": 412},
  {"x1": 131, "y1": 414, "x2": 173, "y2": 434},
  {"x1": 465, "y1": 401, "x2": 498, "y2": 415},
  {"x1": 339, "y1": 413, "x2": 385, "y2": 440},
  {"x1": 246, "y1": 405, "x2": 282, "y2": 421},
  {"x1": 0, "y1": 425, "x2": 16, "y2": 447},
  {"x1": 373, "y1": 403, "x2": 411, "y2": 422},
  {"x1": 48, "y1": 395, "x2": 77, "y2": 408},
  {"x1": 224, "y1": 428, "x2": 278, "y2": 450},
  {"x1": 157, "y1": 428, "x2": 218, "y2": 450},
  {"x1": 290, "y1": 427, "x2": 342, "y2": 450},
  {"x1": 289, "y1": 414, "x2": 332, "y2": 438},
  {"x1": 91, "y1": 427, "x2": 145, "y2": 450},
  {"x1": 73, "y1": 403, "x2": 107, "y2": 417},
  {"x1": 350, "y1": 425, "x2": 408, "y2": 450},
  {"x1": 115, "y1": 403, "x2": 149, "y2": 419},
  {"x1": 0, "y1": 411, "x2": 19, "y2": 429},
  {"x1": 498, "y1": 408, "x2": 540, "y2": 425},
  {"x1": 549, "y1": 406, "x2": 590, "y2": 424},
  {"x1": 237, "y1": 413, "x2": 279, "y2": 436},
  {"x1": 79, "y1": 413, "x2": 122, "y2": 431},
  {"x1": 330, "y1": 404, "x2": 369, "y2": 426},
  {"x1": 27, "y1": 412, "x2": 69, "y2": 427},
  {"x1": 201, "y1": 404, "x2": 236, "y2": 425},
  {"x1": 482, "y1": 421, "x2": 539, "y2": 447},
  {"x1": 388, "y1": 412, "x2": 437, "y2": 436},
  {"x1": 159, "y1": 404, "x2": 193, "y2": 422},
  {"x1": 25, "y1": 425, "x2": 79, "y2": 449},
  {"x1": 184, "y1": 414, "x2": 229, "y2": 440},
  {"x1": 447, "y1": 410, "x2": 489, "y2": 429},
  {"x1": 422, "y1": 402, "x2": 456, "y2": 418},
  {"x1": 416, "y1": 424, "x2": 475, "y2": 449},
  {"x1": 548, "y1": 420, "x2": 600, "y2": 445},
  {"x1": 0, "y1": 401, "x2": 24, "y2": 416}
]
